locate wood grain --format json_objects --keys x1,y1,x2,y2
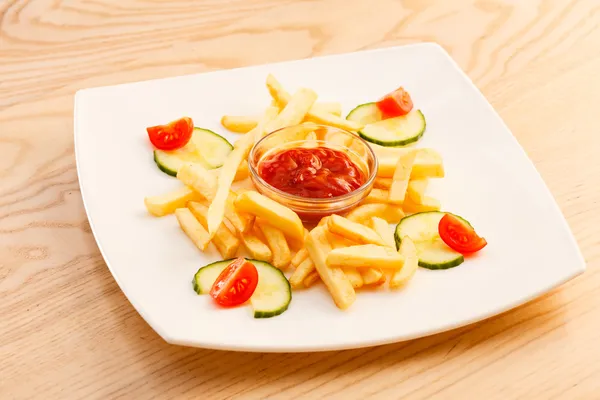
[{"x1": 2, "y1": 0, "x2": 600, "y2": 398}]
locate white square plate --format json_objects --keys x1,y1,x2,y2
[{"x1": 75, "y1": 43, "x2": 585, "y2": 352}]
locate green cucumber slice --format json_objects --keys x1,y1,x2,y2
[
  {"x1": 359, "y1": 109, "x2": 426, "y2": 147},
  {"x1": 394, "y1": 211, "x2": 467, "y2": 270},
  {"x1": 346, "y1": 102, "x2": 382, "y2": 125},
  {"x1": 193, "y1": 259, "x2": 292, "y2": 318},
  {"x1": 154, "y1": 128, "x2": 233, "y2": 177}
]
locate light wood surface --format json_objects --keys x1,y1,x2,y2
[{"x1": 2, "y1": 0, "x2": 599, "y2": 398}]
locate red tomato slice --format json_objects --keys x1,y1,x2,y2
[
  {"x1": 376, "y1": 87, "x2": 414, "y2": 118},
  {"x1": 210, "y1": 258, "x2": 259, "y2": 307},
  {"x1": 147, "y1": 117, "x2": 194, "y2": 151},
  {"x1": 438, "y1": 214, "x2": 487, "y2": 254}
]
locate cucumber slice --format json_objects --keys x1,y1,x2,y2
[
  {"x1": 346, "y1": 102, "x2": 382, "y2": 125},
  {"x1": 394, "y1": 211, "x2": 467, "y2": 270},
  {"x1": 193, "y1": 259, "x2": 292, "y2": 318},
  {"x1": 154, "y1": 128, "x2": 233, "y2": 177},
  {"x1": 359, "y1": 110, "x2": 426, "y2": 147}
]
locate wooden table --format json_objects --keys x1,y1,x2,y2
[{"x1": 2, "y1": 0, "x2": 599, "y2": 398}]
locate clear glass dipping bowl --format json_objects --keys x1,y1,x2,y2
[{"x1": 248, "y1": 123, "x2": 378, "y2": 222}]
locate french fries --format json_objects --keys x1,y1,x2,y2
[
  {"x1": 266, "y1": 74, "x2": 361, "y2": 132},
  {"x1": 188, "y1": 201, "x2": 240, "y2": 258},
  {"x1": 221, "y1": 115, "x2": 258, "y2": 133},
  {"x1": 144, "y1": 186, "x2": 203, "y2": 217},
  {"x1": 327, "y1": 214, "x2": 387, "y2": 246},
  {"x1": 370, "y1": 216, "x2": 396, "y2": 248},
  {"x1": 390, "y1": 236, "x2": 418, "y2": 289},
  {"x1": 291, "y1": 247, "x2": 309, "y2": 268},
  {"x1": 240, "y1": 228, "x2": 273, "y2": 262},
  {"x1": 289, "y1": 256, "x2": 316, "y2": 289},
  {"x1": 406, "y1": 179, "x2": 428, "y2": 203},
  {"x1": 326, "y1": 230, "x2": 363, "y2": 289},
  {"x1": 208, "y1": 112, "x2": 274, "y2": 238},
  {"x1": 175, "y1": 208, "x2": 211, "y2": 251},
  {"x1": 360, "y1": 268, "x2": 384, "y2": 285},
  {"x1": 177, "y1": 163, "x2": 217, "y2": 200},
  {"x1": 256, "y1": 219, "x2": 292, "y2": 269},
  {"x1": 388, "y1": 150, "x2": 418, "y2": 204},
  {"x1": 305, "y1": 226, "x2": 355, "y2": 309},
  {"x1": 376, "y1": 148, "x2": 444, "y2": 179},
  {"x1": 363, "y1": 188, "x2": 391, "y2": 204},
  {"x1": 327, "y1": 245, "x2": 404, "y2": 269},
  {"x1": 225, "y1": 192, "x2": 254, "y2": 233},
  {"x1": 346, "y1": 203, "x2": 405, "y2": 224},
  {"x1": 303, "y1": 270, "x2": 321, "y2": 287},
  {"x1": 234, "y1": 191, "x2": 305, "y2": 243},
  {"x1": 373, "y1": 177, "x2": 393, "y2": 190}
]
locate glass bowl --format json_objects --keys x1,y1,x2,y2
[{"x1": 248, "y1": 123, "x2": 378, "y2": 222}]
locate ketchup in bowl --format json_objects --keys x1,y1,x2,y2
[{"x1": 258, "y1": 147, "x2": 367, "y2": 198}]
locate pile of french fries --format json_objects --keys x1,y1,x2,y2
[{"x1": 144, "y1": 74, "x2": 445, "y2": 310}]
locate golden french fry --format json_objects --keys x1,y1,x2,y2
[
  {"x1": 240, "y1": 228, "x2": 272, "y2": 262},
  {"x1": 412, "y1": 149, "x2": 444, "y2": 179},
  {"x1": 289, "y1": 256, "x2": 316, "y2": 289},
  {"x1": 360, "y1": 267, "x2": 384, "y2": 285},
  {"x1": 188, "y1": 202, "x2": 240, "y2": 258},
  {"x1": 305, "y1": 226, "x2": 355, "y2": 310},
  {"x1": 266, "y1": 74, "x2": 361, "y2": 131},
  {"x1": 370, "y1": 216, "x2": 396, "y2": 248},
  {"x1": 390, "y1": 236, "x2": 418, "y2": 289},
  {"x1": 403, "y1": 196, "x2": 441, "y2": 213},
  {"x1": 346, "y1": 203, "x2": 405, "y2": 224},
  {"x1": 209, "y1": 161, "x2": 250, "y2": 182},
  {"x1": 327, "y1": 214, "x2": 387, "y2": 246},
  {"x1": 208, "y1": 108, "x2": 280, "y2": 238},
  {"x1": 225, "y1": 192, "x2": 254, "y2": 233},
  {"x1": 177, "y1": 163, "x2": 217, "y2": 200},
  {"x1": 304, "y1": 110, "x2": 362, "y2": 132},
  {"x1": 373, "y1": 177, "x2": 393, "y2": 190},
  {"x1": 325, "y1": 230, "x2": 363, "y2": 289},
  {"x1": 175, "y1": 208, "x2": 211, "y2": 251},
  {"x1": 377, "y1": 149, "x2": 444, "y2": 179},
  {"x1": 264, "y1": 88, "x2": 318, "y2": 134},
  {"x1": 407, "y1": 179, "x2": 429, "y2": 203},
  {"x1": 221, "y1": 115, "x2": 259, "y2": 133},
  {"x1": 256, "y1": 219, "x2": 292, "y2": 269},
  {"x1": 234, "y1": 191, "x2": 305, "y2": 243},
  {"x1": 389, "y1": 150, "x2": 418, "y2": 204},
  {"x1": 327, "y1": 245, "x2": 404, "y2": 269},
  {"x1": 303, "y1": 270, "x2": 321, "y2": 287},
  {"x1": 362, "y1": 188, "x2": 390, "y2": 204},
  {"x1": 291, "y1": 247, "x2": 309, "y2": 268},
  {"x1": 144, "y1": 186, "x2": 203, "y2": 217}
]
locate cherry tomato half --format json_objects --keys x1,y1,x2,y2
[
  {"x1": 210, "y1": 258, "x2": 259, "y2": 307},
  {"x1": 147, "y1": 117, "x2": 194, "y2": 151},
  {"x1": 376, "y1": 87, "x2": 414, "y2": 118},
  {"x1": 438, "y1": 214, "x2": 487, "y2": 254}
]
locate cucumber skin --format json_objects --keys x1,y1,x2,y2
[
  {"x1": 192, "y1": 258, "x2": 292, "y2": 319},
  {"x1": 192, "y1": 259, "x2": 230, "y2": 294},
  {"x1": 418, "y1": 256, "x2": 464, "y2": 270},
  {"x1": 153, "y1": 150, "x2": 178, "y2": 177},
  {"x1": 394, "y1": 211, "x2": 470, "y2": 270},
  {"x1": 358, "y1": 110, "x2": 426, "y2": 147},
  {"x1": 346, "y1": 102, "x2": 378, "y2": 122}
]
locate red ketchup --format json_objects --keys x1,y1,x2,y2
[{"x1": 258, "y1": 147, "x2": 366, "y2": 198}]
